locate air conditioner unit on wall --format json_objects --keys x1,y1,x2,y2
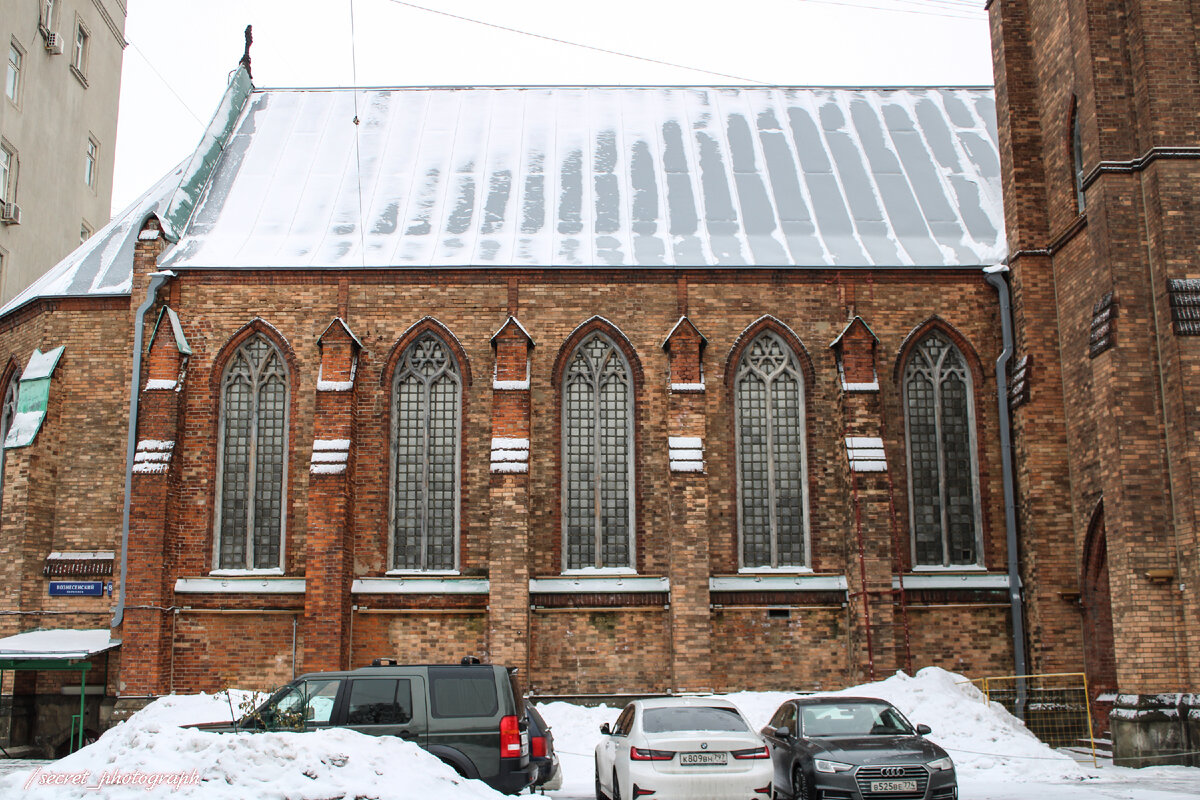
[
  {"x1": 44, "y1": 32, "x2": 63, "y2": 54},
  {"x1": 1, "y1": 203, "x2": 21, "y2": 224}
]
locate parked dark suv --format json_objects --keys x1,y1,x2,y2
[{"x1": 196, "y1": 658, "x2": 536, "y2": 795}]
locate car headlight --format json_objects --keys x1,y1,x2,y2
[
  {"x1": 927, "y1": 756, "x2": 953, "y2": 771},
  {"x1": 814, "y1": 759, "x2": 853, "y2": 773}
]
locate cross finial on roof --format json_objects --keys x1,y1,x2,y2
[{"x1": 239, "y1": 25, "x2": 253, "y2": 80}]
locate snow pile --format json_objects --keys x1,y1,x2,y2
[
  {"x1": 536, "y1": 667, "x2": 1086, "y2": 795},
  {"x1": 0, "y1": 692, "x2": 505, "y2": 800}
]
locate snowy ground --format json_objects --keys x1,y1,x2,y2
[{"x1": 0, "y1": 668, "x2": 1195, "y2": 799}]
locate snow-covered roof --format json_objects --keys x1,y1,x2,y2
[
  {"x1": 0, "y1": 163, "x2": 185, "y2": 319},
  {"x1": 0, "y1": 628, "x2": 119, "y2": 660},
  {"x1": 163, "y1": 86, "x2": 1004, "y2": 270},
  {"x1": 3, "y1": 84, "x2": 1006, "y2": 320}
]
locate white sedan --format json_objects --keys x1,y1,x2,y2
[{"x1": 595, "y1": 697, "x2": 774, "y2": 800}]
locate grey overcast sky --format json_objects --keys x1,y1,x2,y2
[{"x1": 111, "y1": 0, "x2": 993, "y2": 213}]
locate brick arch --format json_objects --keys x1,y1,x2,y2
[
  {"x1": 1081, "y1": 499, "x2": 1117, "y2": 722},
  {"x1": 209, "y1": 317, "x2": 298, "y2": 393},
  {"x1": 0, "y1": 356, "x2": 21, "y2": 396},
  {"x1": 723, "y1": 315, "x2": 816, "y2": 390},
  {"x1": 550, "y1": 317, "x2": 645, "y2": 572},
  {"x1": 892, "y1": 316, "x2": 986, "y2": 388},
  {"x1": 205, "y1": 318, "x2": 300, "y2": 572},
  {"x1": 380, "y1": 317, "x2": 473, "y2": 389},
  {"x1": 552, "y1": 317, "x2": 644, "y2": 390}
]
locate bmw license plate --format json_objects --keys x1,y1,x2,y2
[
  {"x1": 871, "y1": 780, "x2": 918, "y2": 792},
  {"x1": 680, "y1": 752, "x2": 728, "y2": 766}
]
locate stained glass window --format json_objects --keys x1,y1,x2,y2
[
  {"x1": 903, "y1": 331, "x2": 982, "y2": 566},
  {"x1": 563, "y1": 333, "x2": 633, "y2": 570},
  {"x1": 216, "y1": 334, "x2": 288, "y2": 570},
  {"x1": 735, "y1": 331, "x2": 808, "y2": 568},
  {"x1": 390, "y1": 333, "x2": 460, "y2": 571}
]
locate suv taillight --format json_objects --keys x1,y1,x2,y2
[
  {"x1": 500, "y1": 714, "x2": 522, "y2": 757},
  {"x1": 531, "y1": 734, "x2": 546, "y2": 758}
]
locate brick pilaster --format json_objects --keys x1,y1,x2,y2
[
  {"x1": 663, "y1": 316, "x2": 711, "y2": 691},
  {"x1": 122, "y1": 302, "x2": 189, "y2": 695},
  {"x1": 487, "y1": 317, "x2": 533, "y2": 669},
  {"x1": 833, "y1": 317, "x2": 900, "y2": 680},
  {"x1": 118, "y1": 217, "x2": 178, "y2": 696},
  {"x1": 302, "y1": 319, "x2": 360, "y2": 673}
]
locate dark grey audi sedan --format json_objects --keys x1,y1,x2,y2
[{"x1": 760, "y1": 696, "x2": 957, "y2": 800}]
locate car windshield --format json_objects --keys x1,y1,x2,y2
[
  {"x1": 801, "y1": 703, "x2": 914, "y2": 737},
  {"x1": 643, "y1": 706, "x2": 749, "y2": 733}
]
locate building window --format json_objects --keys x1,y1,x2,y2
[
  {"x1": 84, "y1": 137, "x2": 97, "y2": 188},
  {"x1": 389, "y1": 332, "x2": 461, "y2": 572},
  {"x1": 5, "y1": 40, "x2": 22, "y2": 103},
  {"x1": 1072, "y1": 100, "x2": 1086, "y2": 214},
  {"x1": 562, "y1": 333, "x2": 634, "y2": 571},
  {"x1": 215, "y1": 334, "x2": 289, "y2": 571},
  {"x1": 0, "y1": 143, "x2": 14, "y2": 205},
  {"x1": 903, "y1": 330, "x2": 983, "y2": 567},
  {"x1": 734, "y1": 331, "x2": 809, "y2": 569},
  {"x1": 79, "y1": 221, "x2": 91, "y2": 244},
  {"x1": 0, "y1": 373, "x2": 16, "y2": 515},
  {"x1": 72, "y1": 23, "x2": 88, "y2": 75},
  {"x1": 41, "y1": 0, "x2": 56, "y2": 30}
]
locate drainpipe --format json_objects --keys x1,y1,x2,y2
[
  {"x1": 984, "y1": 264, "x2": 1029, "y2": 718},
  {"x1": 112, "y1": 270, "x2": 174, "y2": 629}
]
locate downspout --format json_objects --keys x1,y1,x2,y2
[
  {"x1": 984, "y1": 264, "x2": 1029, "y2": 717},
  {"x1": 112, "y1": 270, "x2": 174, "y2": 629}
]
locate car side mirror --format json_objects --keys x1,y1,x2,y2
[
  {"x1": 775, "y1": 726, "x2": 791, "y2": 739},
  {"x1": 600, "y1": 723, "x2": 611, "y2": 735},
  {"x1": 917, "y1": 724, "x2": 932, "y2": 736}
]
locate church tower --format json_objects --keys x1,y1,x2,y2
[{"x1": 990, "y1": 0, "x2": 1200, "y2": 765}]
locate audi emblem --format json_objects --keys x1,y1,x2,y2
[{"x1": 880, "y1": 766, "x2": 906, "y2": 778}]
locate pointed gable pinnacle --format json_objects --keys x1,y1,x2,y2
[
  {"x1": 317, "y1": 318, "x2": 361, "y2": 391},
  {"x1": 663, "y1": 316, "x2": 706, "y2": 391},
  {"x1": 830, "y1": 316, "x2": 879, "y2": 391}
]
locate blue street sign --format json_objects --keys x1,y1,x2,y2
[{"x1": 48, "y1": 581, "x2": 104, "y2": 597}]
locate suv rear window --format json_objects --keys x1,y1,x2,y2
[
  {"x1": 347, "y1": 679, "x2": 414, "y2": 725},
  {"x1": 429, "y1": 666, "x2": 498, "y2": 718}
]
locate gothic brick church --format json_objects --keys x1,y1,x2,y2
[{"x1": 0, "y1": 0, "x2": 1196, "y2": 767}]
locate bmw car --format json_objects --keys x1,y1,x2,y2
[
  {"x1": 595, "y1": 697, "x2": 774, "y2": 800},
  {"x1": 761, "y1": 696, "x2": 956, "y2": 800}
]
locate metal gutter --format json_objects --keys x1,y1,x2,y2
[
  {"x1": 112, "y1": 271, "x2": 173, "y2": 628},
  {"x1": 984, "y1": 264, "x2": 1029, "y2": 716}
]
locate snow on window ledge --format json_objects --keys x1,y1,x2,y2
[
  {"x1": 910, "y1": 564, "x2": 989, "y2": 572},
  {"x1": 178, "y1": 574, "x2": 302, "y2": 594},
  {"x1": 712, "y1": 573, "x2": 846, "y2": 592},
  {"x1": 317, "y1": 379, "x2": 354, "y2": 392},
  {"x1": 208, "y1": 568, "x2": 285, "y2": 577},
  {"x1": 894, "y1": 572, "x2": 1012, "y2": 591},
  {"x1": 353, "y1": 577, "x2": 489, "y2": 595},
  {"x1": 492, "y1": 379, "x2": 530, "y2": 391},
  {"x1": 670, "y1": 382, "x2": 706, "y2": 393},
  {"x1": 842, "y1": 381, "x2": 880, "y2": 392},
  {"x1": 532, "y1": 574, "x2": 668, "y2": 594},
  {"x1": 144, "y1": 379, "x2": 178, "y2": 391}
]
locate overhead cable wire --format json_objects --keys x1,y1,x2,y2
[
  {"x1": 350, "y1": 0, "x2": 367, "y2": 265},
  {"x1": 383, "y1": 0, "x2": 772, "y2": 84},
  {"x1": 127, "y1": 40, "x2": 206, "y2": 126}
]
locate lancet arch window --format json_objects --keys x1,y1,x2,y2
[
  {"x1": 902, "y1": 330, "x2": 983, "y2": 567},
  {"x1": 214, "y1": 334, "x2": 289, "y2": 571},
  {"x1": 1072, "y1": 98, "x2": 1086, "y2": 213},
  {"x1": 733, "y1": 330, "x2": 809, "y2": 569},
  {"x1": 389, "y1": 332, "x2": 461, "y2": 572},
  {"x1": 562, "y1": 333, "x2": 634, "y2": 572},
  {"x1": 0, "y1": 373, "x2": 17, "y2": 515}
]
